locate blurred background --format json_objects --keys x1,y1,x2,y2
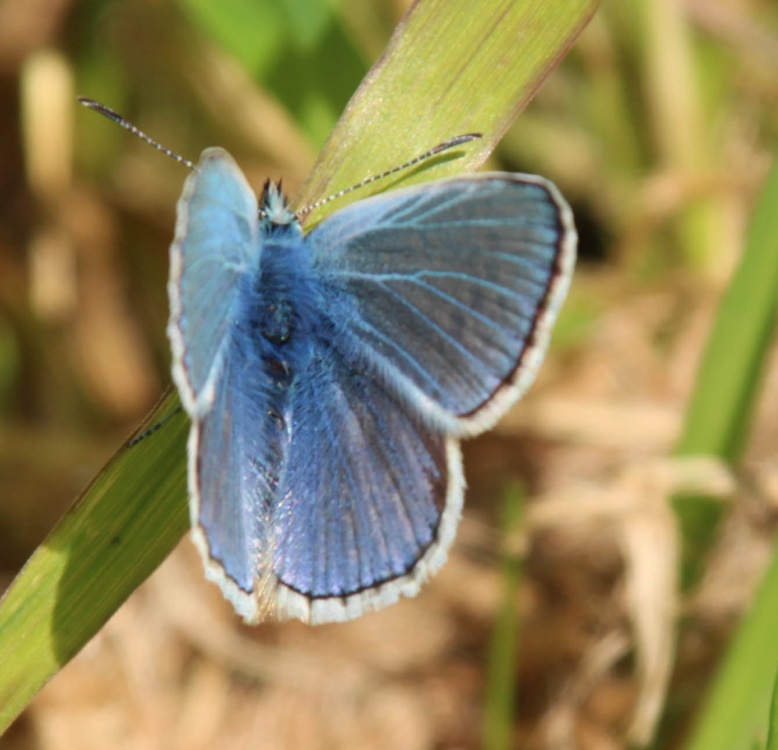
[{"x1": 2, "y1": 0, "x2": 778, "y2": 748}]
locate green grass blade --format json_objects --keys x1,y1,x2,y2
[
  {"x1": 484, "y1": 484, "x2": 525, "y2": 750},
  {"x1": 676, "y1": 158, "x2": 778, "y2": 462},
  {"x1": 0, "y1": 394, "x2": 189, "y2": 730},
  {"x1": 297, "y1": 0, "x2": 598, "y2": 223},
  {"x1": 679, "y1": 158, "x2": 778, "y2": 750},
  {"x1": 0, "y1": 0, "x2": 596, "y2": 733},
  {"x1": 674, "y1": 157, "x2": 778, "y2": 589},
  {"x1": 766, "y1": 664, "x2": 778, "y2": 750},
  {"x1": 684, "y1": 544, "x2": 778, "y2": 750}
]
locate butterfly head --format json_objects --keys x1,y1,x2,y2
[{"x1": 260, "y1": 180, "x2": 299, "y2": 229}]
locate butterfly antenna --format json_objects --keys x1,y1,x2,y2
[
  {"x1": 78, "y1": 97, "x2": 197, "y2": 171},
  {"x1": 297, "y1": 132, "x2": 482, "y2": 219}
]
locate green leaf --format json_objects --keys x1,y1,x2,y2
[
  {"x1": 0, "y1": 394, "x2": 189, "y2": 730},
  {"x1": 484, "y1": 483, "x2": 525, "y2": 750},
  {"x1": 678, "y1": 157, "x2": 778, "y2": 750},
  {"x1": 684, "y1": 542, "x2": 778, "y2": 750},
  {"x1": 0, "y1": 0, "x2": 597, "y2": 733},
  {"x1": 297, "y1": 0, "x2": 598, "y2": 223},
  {"x1": 673, "y1": 156, "x2": 778, "y2": 590},
  {"x1": 767, "y1": 665, "x2": 778, "y2": 750},
  {"x1": 676, "y1": 157, "x2": 778, "y2": 462}
]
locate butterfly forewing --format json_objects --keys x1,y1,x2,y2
[
  {"x1": 168, "y1": 148, "x2": 258, "y2": 412},
  {"x1": 307, "y1": 175, "x2": 575, "y2": 435}
]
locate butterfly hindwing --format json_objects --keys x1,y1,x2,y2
[
  {"x1": 187, "y1": 282, "x2": 461, "y2": 624},
  {"x1": 307, "y1": 174, "x2": 575, "y2": 435},
  {"x1": 190, "y1": 331, "x2": 284, "y2": 621},
  {"x1": 272, "y1": 336, "x2": 461, "y2": 623}
]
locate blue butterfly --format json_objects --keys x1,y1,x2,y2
[{"x1": 167, "y1": 146, "x2": 576, "y2": 624}]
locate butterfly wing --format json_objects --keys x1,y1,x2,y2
[
  {"x1": 186, "y1": 282, "x2": 461, "y2": 625},
  {"x1": 306, "y1": 173, "x2": 576, "y2": 435},
  {"x1": 168, "y1": 148, "x2": 279, "y2": 620},
  {"x1": 272, "y1": 336, "x2": 462, "y2": 624},
  {"x1": 189, "y1": 337, "x2": 286, "y2": 621},
  {"x1": 168, "y1": 148, "x2": 258, "y2": 414},
  {"x1": 271, "y1": 175, "x2": 574, "y2": 622}
]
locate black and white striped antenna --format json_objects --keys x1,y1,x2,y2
[
  {"x1": 78, "y1": 97, "x2": 196, "y2": 170},
  {"x1": 78, "y1": 97, "x2": 481, "y2": 215},
  {"x1": 296, "y1": 133, "x2": 481, "y2": 218}
]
